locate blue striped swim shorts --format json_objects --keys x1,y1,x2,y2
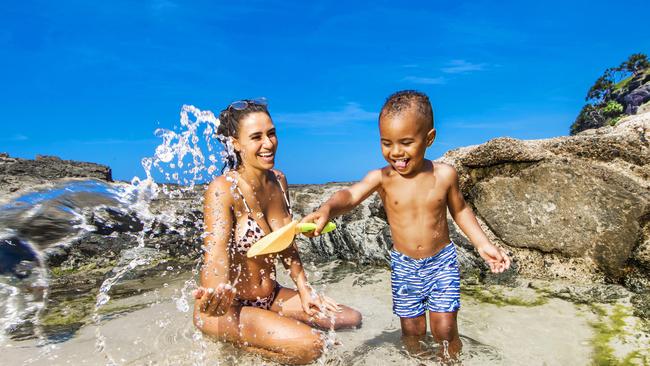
[{"x1": 390, "y1": 243, "x2": 461, "y2": 318}]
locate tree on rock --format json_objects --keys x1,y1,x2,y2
[
  {"x1": 571, "y1": 53, "x2": 649, "y2": 135},
  {"x1": 621, "y1": 53, "x2": 650, "y2": 76}
]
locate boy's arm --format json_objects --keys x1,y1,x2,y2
[
  {"x1": 445, "y1": 165, "x2": 510, "y2": 273},
  {"x1": 301, "y1": 169, "x2": 382, "y2": 235}
]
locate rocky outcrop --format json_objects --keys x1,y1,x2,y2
[
  {"x1": 0, "y1": 154, "x2": 112, "y2": 197},
  {"x1": 571, "y1": 70, "x2": 650, "y2": 135},
  {"x1": 614, "y1": 72, "x2": 650, "y2": 115},
  {"x1": 441, "y1": 111, "x2": 650, "y2": 289}
]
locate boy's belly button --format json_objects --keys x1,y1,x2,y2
[{"x1": 417, "y1": 245, "x2": 423, "y2": 250}]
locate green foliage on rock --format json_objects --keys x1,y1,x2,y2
[
  {"x1": 461, "y1": 284, "x2": 548, "y2": 307},
  {"x1": 588, "y1": 304, "x2": 649, "y2": 366},
  {"x1": 572, "y1": 53, "x2": 649, "y2": 135},
  {"x1": 603, "y1": 100, "x2": 624, "y2": 117}
]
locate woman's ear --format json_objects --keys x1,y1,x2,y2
[
  {"x1": 231, "y1": 136, "x2": 241, "y2": 152},
  {"x1": 426, "y1": 128, "x2": 436, "y2": 146}
]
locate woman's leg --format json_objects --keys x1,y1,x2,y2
[
  {"x1": 269, "y1": 287, "x2": 362, "y2": 330},
  {"x1": 194, "y1": 305, "x2": 324, "y2": 365}
]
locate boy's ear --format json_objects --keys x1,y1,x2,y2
[{"x1": 426, "y1": 128, "x2": 436, "y2": 146}]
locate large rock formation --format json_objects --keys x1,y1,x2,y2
[
  {"x1": 0, "y1": 153, "x2": 112, "y2": 197},
  {"x1": 441, "y1": 111, "x2": 649, "y2": 289}
]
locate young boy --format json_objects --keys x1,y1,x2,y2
[{"x1": 302, "y1": 90, "x2": 510, "y2": 358}]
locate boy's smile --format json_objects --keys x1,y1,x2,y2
[{"x1": 379, "y1": 109, "x2": 435, "y2": 177}]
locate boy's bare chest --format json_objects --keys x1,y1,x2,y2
[{"x1": 380, "y1": 178, "x2": 447, "y2": 213}]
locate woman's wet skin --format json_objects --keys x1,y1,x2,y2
[
  {"x1": 195, "y1": 107, "x2": 362, "y2": 364},
  {"x1": 228, "y1": 112, "x2": 293, "y2": 301}
]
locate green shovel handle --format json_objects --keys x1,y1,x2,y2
[{"x1": 297, "y1": 222, "x2": 336, "y2": 234}]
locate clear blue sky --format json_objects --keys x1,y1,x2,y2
[{"x1": 2, "y1": 1, "x2": 649, "y2": 184}]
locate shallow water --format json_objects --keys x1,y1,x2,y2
[{"x1": 3, "y1": 261, "x2": 619, "y2": 365}]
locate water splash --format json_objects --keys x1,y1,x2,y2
[
  {"x1": 90, "y1": 105, "x2": 223, "y2": 362},
  {"x1": 0, "y1": 104, "x2": 230, "y2": 364},
  {"x1": 0, "y1": 103, "x2": 353, "y2": 365}
]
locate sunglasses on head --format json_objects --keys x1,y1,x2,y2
[{"x1": 228, "y1": 97, "x2": 268, "y2": 111}]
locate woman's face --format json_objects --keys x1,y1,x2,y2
[{"x1": 234, "y1": 112, "x2": 278, "y2": 171}]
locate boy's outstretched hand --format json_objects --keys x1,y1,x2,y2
[
  {"x1": 477, "y1": 244, "x2": 511, "y2": 273},
  {"x1": 300, "y1": 208, "x2": 331, "y2": 237}
]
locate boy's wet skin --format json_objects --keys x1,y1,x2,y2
[
  {"x1": 378, "y1": 108, "x2": 453, "y2": 259},
  {"x1": 303, "y1": 90, "x2": 510, "y2": 361}
]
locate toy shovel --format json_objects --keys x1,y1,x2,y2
[{"x1": 247, "y1": 220, "x2": 336, "y2": 257}]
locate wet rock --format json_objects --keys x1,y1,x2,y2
[
  {"x1": 530, "y1": 281, "x2": 629, "y2": 304},
  {"x1": 442, "y1": 111, "x2": 650, "y2": 287},
  {"x1": 633, "y1": 223, "x2": 650, "y2": 269},
  {"x1": 470, "y1": 161, "x2": 644, "y2": 279},
  {"x1": 0, "y1": 238, "x2": 38, "y2": 278},
  {"x1": 630, "y1": 293, "x2": 650, "y2": 319},
  {"x1": 0, "y1": 154, "x2": 111, "y2": 197}
]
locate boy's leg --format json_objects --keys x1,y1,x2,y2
[
  {"x1": 423, "y1": 243, "x2": 462, "y2": 359},
  {"x1": 400, "y1": 315, "x2": 428, "y2": 356},
  {"x1": 429, "y1": 311, "x2": 461, "y2": 358},
  {"x1": 391, "y1": 249, "x2": 430, "y2": 356}
]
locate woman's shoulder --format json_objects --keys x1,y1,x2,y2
[
  {"x1": 205, "y1": 175, "x2": 236, "y2": 203},
  {"x1": 271, "y1": 169, "x2": 288, "y2": 186}
]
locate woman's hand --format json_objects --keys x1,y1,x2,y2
[
  {"x1": 298, "y1": 286, "x2": 341, "y2": 317},
  {"x1": 477, "y1": 244, "x2": 511, "y2": 273},
  {"x1": 194, "y1": 284, "x2": 237, "y2": 316}
]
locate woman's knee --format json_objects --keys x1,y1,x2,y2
[
  {"x1": 333, "y1": 307, "x2": 362, "y2": 329},
  {"x1": 282, "y1": 333, "x2": 324, "y2": 364},
  {"x1": 193, "y1": 310, "x2": 204, "y2": 329}
]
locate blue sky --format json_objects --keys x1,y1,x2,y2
[{"x1": 1, "y1": 1, "x2": 649, "y2": 184}]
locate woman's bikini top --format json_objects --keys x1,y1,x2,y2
[{"x1": 230, "y1": 172, "x2": 292, "y2": 254}]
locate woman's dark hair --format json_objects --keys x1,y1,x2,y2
[{"x1": 217, "y1": 100, "x2": 271, "y2": 172}]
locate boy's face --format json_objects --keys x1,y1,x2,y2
[{"x1": 379, "y1": 109, "x2": 435, "y2": 177}]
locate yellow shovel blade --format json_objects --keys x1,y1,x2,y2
[{"x1": 246, "y1": 220, "x2": 298, "y2": 258}]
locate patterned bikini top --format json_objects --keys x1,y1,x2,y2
[{"x1": 231, "y1": 172, "x2": 292, "y2": 254}]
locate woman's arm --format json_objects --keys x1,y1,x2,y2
[
  {"x1": 195, "y1": 176, "x2": 237, "y2": 315},
  {"x1": 276, "y1": 172, "x2": 339, "y2": 315}
]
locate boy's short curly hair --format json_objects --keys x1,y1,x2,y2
[{"x1": 379, "y1": 90, "x2": 434, "y2": 129}]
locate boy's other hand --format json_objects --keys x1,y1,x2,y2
[
  {"x1": 477, "y1": 244, "x2": 511, "y2": 273},
  {"x1": 193, "y1": 284, "x2": 236, "y2": 316},
  {"x1": 300, "y1": 209, "x2": 330, "y2": 236}
]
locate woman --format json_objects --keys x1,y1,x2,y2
[{"x1": 193, "y1": 98, "x2": 362, "y2": 365}]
